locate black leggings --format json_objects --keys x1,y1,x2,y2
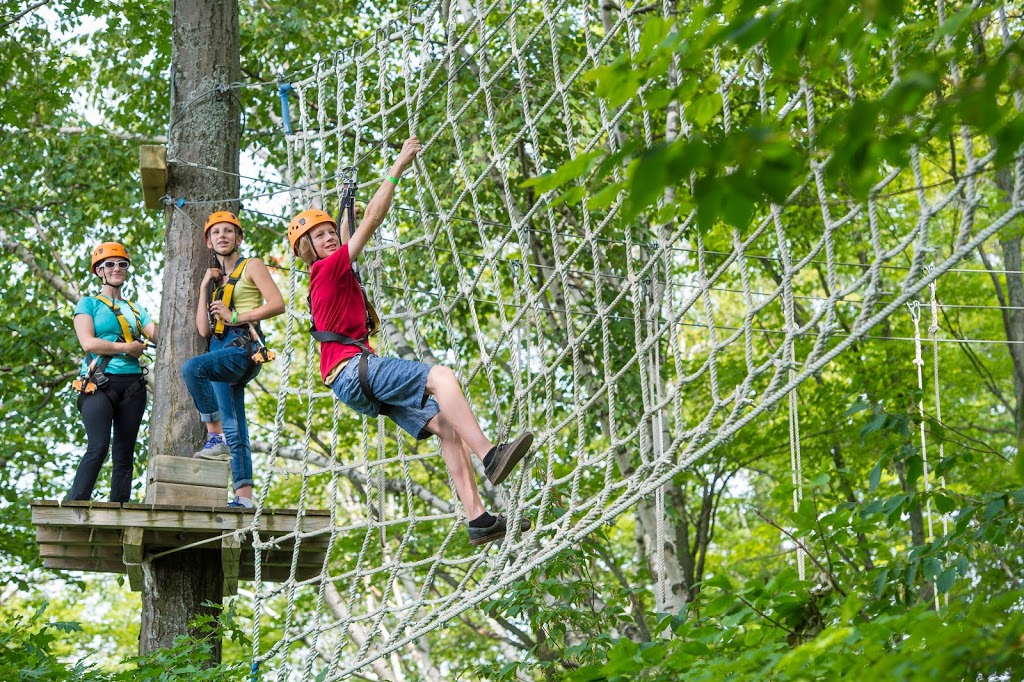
[{"x1": 69, "y1": 374, "x2": 147, "y2": 503}]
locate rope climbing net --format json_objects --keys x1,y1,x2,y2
[{"x1": 234, "y1": 1, "x2": 1023, "y2": 678}]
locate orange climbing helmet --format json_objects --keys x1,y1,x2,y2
[
  {"x1": 90, "y1": 242, "x2": 131, "y2": 271},
  {"x1": 288, "y1": 209, "x2": 336, "y2": 255},
  {"x1": 204, "y1": 210, "x2": 243, "y2": 237}
]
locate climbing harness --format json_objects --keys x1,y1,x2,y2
[
  {"x1": 73, "y1": 296, "x2": 149, "y2": 395},
  {"x1": 205, "y1": 256, "x2": 276, "y2": 386},
  {"x1": 210, "y1": 257, "x2": 251, "y2": 339}
]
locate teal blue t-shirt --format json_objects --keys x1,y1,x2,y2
[{"x1": 75, "y1": 296, "x2": 153, "y2": 375}]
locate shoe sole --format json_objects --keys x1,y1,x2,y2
[
  {"x1": 469, "y1": 518, "x2": 532, "y2": 547},
  {"x1": 193, "y1": 452, "x2": 232, "y2": 462},
  {"x1": 469, "y1": 530, "x2": 506, "y2": 546},
  {"x1": 487, "y1": 431, "x2": 534, "y2": 485}
]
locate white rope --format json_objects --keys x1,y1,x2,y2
[
  {"x1": 928, "y1": 275, "x2": 952, "y2": 609},
  {"x1": 908, "y1": 300, "x2": 940, "y2": 613}
]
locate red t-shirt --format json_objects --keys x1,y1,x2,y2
[{"x1": 309, "y1": 245, "x2": 373, "y2": 383}]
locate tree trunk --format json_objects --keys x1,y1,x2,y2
[{"x1": 140, "y1": 0, "x2": 240, "y2": 658}]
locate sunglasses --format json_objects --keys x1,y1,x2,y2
[{"x1": 100, "y1": 260, "x2": 130, "y2": 270}]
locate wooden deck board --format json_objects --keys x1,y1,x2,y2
[{"x1": 31, "y1": 500, "x2": 332, "y2": 586}]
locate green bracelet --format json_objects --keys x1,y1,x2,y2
[
  {"x1": 386, "y1": 174, "x2": 401, "y2": 185},
  {"x1": 232, "y1": 310, "x2": 237, "y2": 324}
]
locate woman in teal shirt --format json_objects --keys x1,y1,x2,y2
[{"x1": 69, "y1": 242, "x2": 159, "y2": 503}]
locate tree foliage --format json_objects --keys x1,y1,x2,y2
[{"x1": 1, "y1": 0, "x2": 1023, "y2": 679}]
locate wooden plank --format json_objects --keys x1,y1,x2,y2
[
  {"x1": 37, "y1": 526, "x2": 329, "y2": 554},
  {"x1": 31, "y1": 500, "x2": 123, "y2": 509},
  {"x1": 145, "y1": 481, "x2": 228, "y2": 507},
  {"x1": 148, "y1": 455, "x2": 229, "y2": 488},
  {"x1": 222, "y1": 534, "x2": 241, "y2": 597},
  {"x1": 139, "y1": 145, "x2": 167, "y2": 210},
  {"x1": 123, "y1": 527, "x2": 144, "y2": 592},
  {"x1": 38, "y1": 544, "x2": 122, "y2": 560},
  {"x1": 31, "y1": 503, "x2": 331, "y2": 534},
  {"x1": 36, "y1": 527, "x2": 123, "y2": 546},
  {"x1": 43, "y1": 557, "x2": 126, "y2": 574}
]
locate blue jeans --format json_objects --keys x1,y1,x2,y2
[{"x1": 181, "y1": 329, "x2": 260, "y2": 490}]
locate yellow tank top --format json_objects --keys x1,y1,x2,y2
[{"x1": 231, "y1": 261, "x2": 263, "y2": 314}]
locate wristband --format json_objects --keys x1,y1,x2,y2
[
  {"x1": 385, "y1": 174, "x2": 400, "y2": 185},
  {"x1": 232, "y1": 310, "x2": 238, "y2": 324}
]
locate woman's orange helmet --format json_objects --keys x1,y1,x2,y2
[
  {"x1": 90, "y1": 242, "x2": 131, "y2": 271},
  {"x1": 288, "y1": 209, "x2": 336, "y2": 255},
  {"x1": 204, "y1": 210, "x2": 243, "y2": 237}
]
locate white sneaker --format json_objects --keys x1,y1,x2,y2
[
  {"x1": 193, "y1": 433, "x2": 231, "y2": 461},
  {"x1": 228, "y1": 496, "x2": 255, "y2": 509}
]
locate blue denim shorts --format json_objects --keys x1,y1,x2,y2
[{"x1": 331, "y1": 354, "x2": 440, "y2": 440}]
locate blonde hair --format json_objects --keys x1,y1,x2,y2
[{"x1": 296, "y1": 237, "x2": 318, "y2": 266}]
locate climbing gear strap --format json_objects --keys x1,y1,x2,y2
[
  {"x1": 310, "y1": 328, "x2": 389, "y2": 415},
  {"x1": 210, "y1": 258, "x2": 250, "y2": 338},
  {"x1": 94, "y1": 295, "x2": 145, "y2": 343},
  {"x1": 73, "y1": 355, "x2": 111, "y2": 394},
  {"x1": 224, "y1": 323, "x2": 273, "y2": 388}
]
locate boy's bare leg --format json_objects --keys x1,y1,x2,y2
[
  {"x1": 425, "y1": 366, "x2": 494, "y2": 459},
  {"x1": 424, "y1": 412, "x2": 486, "y2": 519}
]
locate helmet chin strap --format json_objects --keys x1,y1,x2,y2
[
  {"x1": 98, "y1": 270, "x2": 124, "y2": 295},
  {"x1": 305, "y1": 233, "x2": 324, "y2": 263},
  {"x1": 214, "y1": 245, "x2": 239, "y2": 272}
]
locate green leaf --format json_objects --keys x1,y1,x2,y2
[
  {"x1": 586, "y1": 183, "x2": 623, "y2": 210},
  {"x1": 521, "y1": 150, "x2": 604, "y2": 193},
  {"x1": 936, "y1": 566, "x2": 957, "y2": 593},
  {"x1": 933, "y1": 5, "x2": 975, "y2": 40},
  {"x1": 873, "y1": 567, "x2": 890, "y2": 597},
  {"x1": 844, "y1": 401, "x2": 872, "y2": 417},
  {"x1": 688, "y1": 93, "x2": 723, "y2": 128},
  {"x1": 983, "y1": 496, "x2": 1006, "y2": 521},
  {"x1": 705, "y1": 594, "x2": 736, "y2": 617},
  {"x1": 860, "y1": 413, "x2": 887, "y2": 440},
  {"x1": 933, "y1": 493, "x2": 957, "y2": 515},
  {"x1": 869, "y1": 458, "x2": 884, "y2": 492}
]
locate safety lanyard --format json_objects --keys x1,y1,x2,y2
[{"x1": 336, "y1": 178, "x2": 380, "y2": 336}]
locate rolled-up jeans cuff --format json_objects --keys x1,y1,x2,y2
[
  {"x1": 233, "y1": 478, "x2": 254, "y2": 490},
  {"x1": 200, "y1": 410, "x2": 222, "y2": 422}
]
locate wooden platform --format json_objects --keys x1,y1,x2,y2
[{"x1": 31, "y1": 500, "x2": 333, "y2": 595}]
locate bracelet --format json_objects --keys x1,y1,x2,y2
[
  {"x1": 385, "y1": 174, "x2": 400, "y2": 185},
  {"x1": 232, "y1": 310, "x2": 238, "y2": 324}
]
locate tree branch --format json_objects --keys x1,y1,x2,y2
[{"x1": 0, "y1": 228, "x2": 80, "y2": 304}]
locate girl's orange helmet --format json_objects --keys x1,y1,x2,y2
[
  {"x1": 204, "y1": 210, "x2": 243, "y2": 237},
  {"x1": 90, "y1": 242, "x2": 130, "y2": 270},
  {"x1": 288, "y1": 209, "x2": 336, "y2": 255}
]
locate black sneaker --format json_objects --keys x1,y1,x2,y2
[
  {"x1": 484, "y1": 431, "x2": 534, "y2": 485},
  {"x1": 468, "y1": 515, "x2": 532, "y2": 547}
]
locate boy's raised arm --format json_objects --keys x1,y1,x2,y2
[{"x1": 348, "y1": 136, "x2": 422, "y2": 262}]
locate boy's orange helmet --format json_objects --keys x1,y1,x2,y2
[
  {"x1": 204, "y1": 210, "x2": 243, "y2": 237},
  {"x1": 288, "y1": 209, "x2": 336, "y2": 255},
  {"x1": 90, "y1": 242, "x2": 131, "y2": 270}
]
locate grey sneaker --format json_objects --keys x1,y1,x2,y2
[
  {"x1": 468, "y1": 515, "x2": 532, "y2": 547},
  {"x1": 484, "y1": 431, "x2": 534, "y2": 485},
  {"x1": 227, "y1": 495, "x2": 255, "y2": 509},
  {"x1": 193, "y1": 433, "x2": 231, "y2": 461}
]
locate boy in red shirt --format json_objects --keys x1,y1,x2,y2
[{"x1": 288, "y1": 136, "x2": 532, "y2": 546}]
